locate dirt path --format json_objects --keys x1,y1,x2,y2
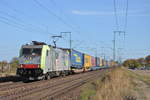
[
  {"x1": 131, "y1": 70, "x2": 150, "y2": 100},
  {"x1": 132, "y1": 70, "x2": 150, "y2": 76}
]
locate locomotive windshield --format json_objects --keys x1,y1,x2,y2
[{"x1": 22, "y1": 48, "x2": 42, "y2": 56}]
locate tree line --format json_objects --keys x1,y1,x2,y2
[
  {"x1": 123, "y1": 55, "x2": 150, "y2": 69},
  {"x1": 0, "y1": 57, "x2": 19, "y2": 73}
]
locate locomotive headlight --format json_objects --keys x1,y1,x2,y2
[
  {"x1": 20, "y1": 64, "x2": 23, "y2": 68},
  {"x1": 37, "y1": 64, "x2": 40, "y2": 68}
]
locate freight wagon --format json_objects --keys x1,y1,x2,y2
[
  {"x1": 69, "y1": 49, "x2": 84, "y2": 73},
  {"x1": 84, "y1": 54, "x2": 92, "y2": 69},
  {"x1": 95, "y1": 57, "x2": 100, "y2": 66},
  {"x1": 91, "y1": 56, "x2": 96, "y2": 67},
  {"x1": 70, "y1": 49, "x2": 84, "y2": 69},
  {"x1": 100, "y1": 57, "x2": 103, "y2": 66}
]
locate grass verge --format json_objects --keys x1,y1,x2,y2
[{"x1": 80, "y1": 67, "x2": 150, "y2": 100}]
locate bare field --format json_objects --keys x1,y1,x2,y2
[
  {"x1": 132, "y1": 70, "x2": 150, "y2": 76},
  {"x1": 129, "y1": 69, "x2": 150, "y2": 100}
]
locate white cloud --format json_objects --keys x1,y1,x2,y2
[
  {"x1": 71, "y1": 10, "x2": 150, "y2": 17},
  {"x1": 129, "y1": 14, "x2": 150, "y2": 17},
  {"x1": 72, "y1": 10, "x2": 114, "y2": 16}
]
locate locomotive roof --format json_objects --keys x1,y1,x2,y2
[
  {"x1": 48, "y1": 45, "x2": 70, "y2": 50},
  {"x1": 22, "y1": 45, "x2": 43, "y2": 49}
]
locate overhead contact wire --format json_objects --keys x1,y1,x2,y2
[{"x1": 113, "y1": 0, "x2": 119, "y2": 30}]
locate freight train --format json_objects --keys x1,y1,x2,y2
[{"x1": 17, "y1": 41, "x2": 109, "y2": 80}]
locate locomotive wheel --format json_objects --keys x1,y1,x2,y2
[
  {"x1": 61, "y1": 72, "x2": 66, "y2": 77},
  {"x1": 47, "y1": 75, "x2": 51, "y2": 80},
  {"x1": 45, "y1": 74, "x2": 51, "y2": 80}
]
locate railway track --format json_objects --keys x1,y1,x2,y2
[
  {"x1": 0, "y1": 69, "x2": 108, "y2": 100},
  {"x1": 0, "y1": 73, "x2": 87, "y2": 96},
  {"x1": 0, "y1": 82, "x2": 14, "y2": 87},
  {"x1": 0, "y1": 81, "x2": 25, "y2": 90},
  {"x1": 38, "y1": 72, "x2": 102, "y2": 100},
  {"x1": 0, "y1": 71, "x2": 95, "y2": 94},
  {"x1": 0, "y1": 76, "x2": 23, "y2": 89}
]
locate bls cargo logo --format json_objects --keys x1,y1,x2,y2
[
  {"x1": 24, "y1": 60, "x2": 30, "y2": 63},
  {"x1": 73, "y1": 54, "x2": 81, "y2": 63}
]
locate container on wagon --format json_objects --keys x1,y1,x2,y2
[
  {"x1": 102, "y1": 59, "x2": 106, "y2": 66},
  {"x1": 100, "y1": 57, "x2": 103, "y2": 67},
  {"x1": 70, "y1": 49, "x2": 84, "y2": 69},
  {"x1": 108, "y1": 61, "x2": 112, "y2": 67},
  {"x1": 95, "y1": 57, "x2": 100, "y2": 67},
  {"x1": 84, "y1": 54, "x2": 92, "y2": 69},
  {"x1": 106, "y1": 60, "x2": 109, "y2": 67},
  {"x1": 91, "y1": 56, "x2": 96, "y2": 67}
]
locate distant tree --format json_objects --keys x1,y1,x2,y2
[
  {"x1": 137, "y1": 58, "x2": 145, "y2": 67},
  {"x1": 145, "y1": 55, "x2": 150, "y2": 67},
  {"x1": 0, "y1": 61, "x2": 8, "y2": 73},
  {"x1": 123, "y1": 59, "x2": 141, "y2": 69},
  {"x1": 10, "y1": 57, "x2": 19, "y2": 68}
]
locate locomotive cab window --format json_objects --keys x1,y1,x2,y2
[
  {"x1": 22, "y1": 48, "x2": 31, "y2": 55},
  {"x1": 32, "y1": 48, "x2": 42, "y2": 56},
  {"x1": 22, "y1": 48, "x2": 42, "y2": 56}
]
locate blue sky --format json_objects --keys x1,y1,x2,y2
[{"x1": 0, "y1": 0, "x2": 150, "y2": 61}]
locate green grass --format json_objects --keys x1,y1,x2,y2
[
  {"x1": 80, "y1": 68, "x2": 150, "y2": 100},
  {"x1": 80, "y1": 83, "x2": 97, "y2": 100},
  {"x1": 80, "y1": 68, "x2": 138, "y2": 100},
  {"x1": 80, "y1": 70, "x2": 108, "y2": 100}
]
